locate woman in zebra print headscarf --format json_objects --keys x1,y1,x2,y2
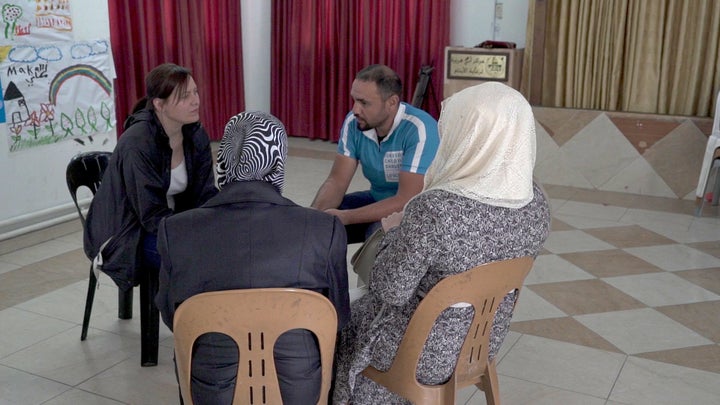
[
  {"x1": 216, "y1": 111, "x2": 288, "y2": 191},
  {"x1": 156, "y1": 109, "x2": 350, "y2": 404}
]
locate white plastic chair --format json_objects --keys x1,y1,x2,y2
[{"x1": 696, "y1": 90, "x2": 720, "y2": 216}]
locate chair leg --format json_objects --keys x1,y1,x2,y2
[
  {"x1": 140, "y1": 266, "x2": 160, "y2": 367},
  {"x1": 81, "y1": 266, "x2": 98, "y2": 341},
  {"x1": 695, "y1": 196, "x2": 704, "y2": 217},
  {"x1": 711, "y1": 165, "x2": 720, "y2": 206},
  {"x1": 118, "y1": 288, "x2": 133, "y2": 319},
  {"x1": 479, "y1": 360, "x2": 500, "y2": 405}
]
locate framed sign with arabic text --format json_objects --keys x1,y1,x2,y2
[{"x1": 446, "y1": 50, "x2": 509, "y2": 81}]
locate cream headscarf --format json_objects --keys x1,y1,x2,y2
[{"x1": 423, "y1": 82, "x2": 536, "y2": 208}]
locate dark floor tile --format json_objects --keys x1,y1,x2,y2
[
  {"x1": 686, "y1": 241, "x2": 720, "y2": 259},
  {"x1": 528, "y1": 279, "x2": 647, "y2": 315},
  {"x1": 656, "y1": 300, "x2": 720, "y2": 343},
  {"x1": 0, "y1": 249, "x2": 88, "y2": 309},
  {"x1": 635, "y1": 345, "x2": 720, "y2": 374},
  {"x1": 559, "y1": 249, "x2": 663, "y2": 278},
  {"x1": 583, "y1": 225, "x2": 676, "y2": 248},
  {"x1": 674, "y1": 267, "x2": 720, "y2": 295},
  {"x1": 511, "y1": 316, "x2": 622, "y2": 353}
]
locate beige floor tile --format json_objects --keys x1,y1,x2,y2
[
  {"x1": 0, "y1": 249, "x2": 88, "y2": 310},
  {"x1": 550, "y1": 217, "x2": 575, "y2": 231},
  {"x1": 608, "y1": 115, "x2": 680, "y2": 155},
  {"x1": 0, "y1": 364, "x2": 72, "y2": 404},
  {"x1": 498, "y1": 334, "x2": 626, "y2": 398},
  {"x1": 610, "y1": 356, "x2": 720, "y2": 404},
  {"x1": 583, "y1": 225, "x2": 677, "y2": 248},
  {"x1": 528, "y1": 279, "x2": 646, "y2": 315},
  {"x1": 625, "y1": 244, "x2": 720, "y2": 271},
  {"x1": 525, "y1": 254, "x2": 594, "y2": 285},
  {"x1": 553, "y1": 213, "x2": 631, "y2": 229},
  {"x1": 288, "y1": 146, "x2": 337, "y2": 161},
  {"x1": 77, "y1": 345, "x2": 179, "y2": 405},
  {"x1": 603, "y1": 272, "x2": 720, "y2": 307},
  {"x1": 575, "y1": 308, "x2": 712, "y2": 354},
  {"x1": 542, "y1": 230, "x2": 616, "y2": 254},
  {"x1": 493, "y1": 375, "x2": 608, "y2": 405},
  {"x1": 655, "y1": 301, "x2": 720, "y2": 343},
  {"x1": 42, "y1": 388, "x2": 126, "y2": 404},
  {"x1": 544, "y1": 183, "x2": 699, "y2": 214},
  {"x1": 685, "y1": 241, "x2": 720, "y2": 259},
  {"x1": 559, "y1": 249, "x2": 662, "y2": 278},
  {"x1": 511, "y1": 317, "x2": 622, "y2": 353},
  {"x1": 535, "y1": 145, "x2": 595, "y2": 189},
  {"x1": 634, "y1": 344, "x2": 720, "y2": 374},
  {"x1": 643, "y1": 120, "x2": 708, "y2": 199},
  {"x1": 511, "y1": 288, "x2": 567, "y2": 322},
  {"x1": 0, "y1": 260, "x2": 20, "y2": 276},
  {"x1": 674, "y1": 267, "x2": 720, "y2": 295},
  {"x1": 600, "y1": 155, "x2": 677, "y2": 198},
  {"x1": 0, "y1": 239, "x2": 80, "y2": 267},
  {"x1": 0, "y1": 326, "x2": 139, "y2": 386},
  {"x1": 562, "y1": 114, "x2": 641, "y2": 189},
  {"x1": 553, "y1": 200, "x2": 629, "y2": 222},
  {"x1": 0, "y1": 308, "x2": 75, "y2": 358}
]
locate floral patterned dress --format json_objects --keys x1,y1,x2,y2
[{"x1": 333, "y1": 184, "x2": 551, "y2": 404}]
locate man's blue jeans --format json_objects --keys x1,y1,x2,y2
[{"x1": 338, "y1": 191, "x2": 383, "y2": 244}]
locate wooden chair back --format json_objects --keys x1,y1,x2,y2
[
  {"x1": 361, "y1": 256, "x2": 535, "y2": 405},
  {"x1": 173, "y1": 288, "x2": 338, "y2": 405}
]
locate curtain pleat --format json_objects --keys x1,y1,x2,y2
[
  {"x1": 271, "y1": 0, "x2": 449, "y2": 141},
  {"x1": 529, "y1": 0, "x2": 720, "y2": 117},
  {"x1": 108, "y1": 0, "x2": 243, "y2": 139}
]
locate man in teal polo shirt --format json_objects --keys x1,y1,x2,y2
[{"x1": 312, "y1": 64, "x2": 439, "y2": 244}]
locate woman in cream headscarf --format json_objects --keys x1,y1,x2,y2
[{"x1": 333, "y1": 82, "x2": 551, "y2": 404}]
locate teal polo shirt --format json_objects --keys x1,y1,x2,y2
[{"x1": 337, "y1": 102, "x2": 439, "y2": 201}]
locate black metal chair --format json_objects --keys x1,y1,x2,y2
[{"x1": 66, "y1": 151, "x2": 160, "y2": 367}]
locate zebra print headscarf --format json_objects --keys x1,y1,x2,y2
[{"x1": 216, "y1": 111, "x2": 288, "y2": 192}]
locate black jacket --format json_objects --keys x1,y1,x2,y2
[
  {"x1": 83, "y1": 109, "x2": 217, "y2": 290},
  {"x1": 155, "y1": 180, "x2": 350, "y2": 404}
]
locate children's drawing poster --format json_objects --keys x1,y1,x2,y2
[
  {"x1": 0, "y1": 0, "x2": 73, "y2": 44},
  {"x1": 0, "y1": 39, "x2": 116, "y2": 152}
]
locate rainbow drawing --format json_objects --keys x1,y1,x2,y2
[{"x1": 48, "y1": 64, "x2": 112, "y2": 105}]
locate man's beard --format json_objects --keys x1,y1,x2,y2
[{"x1": 355, "y1": 118, "x2": 371, "y2": 131}]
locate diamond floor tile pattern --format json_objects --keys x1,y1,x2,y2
[{"x1": 528, "y1": 278, "x2": 646, "y2": 315}]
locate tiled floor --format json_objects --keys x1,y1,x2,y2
[{"x1": 1, "y1": 137, "x2": 720, "y2": 404}]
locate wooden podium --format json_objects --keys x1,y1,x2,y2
[{"x1": 443, "y1": 46, "x2": 524, "y2": 99}]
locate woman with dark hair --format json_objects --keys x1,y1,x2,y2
[{"x1": 84, "y1": 63, "x2": 217, "y2": 295}]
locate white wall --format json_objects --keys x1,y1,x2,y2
[
  {"x1": 450, "y1": 0, "x2": 529, "y2": 48},
  {"x1": 0, "y1": 0, "x2": 117, "y2": 239},
  {"x1": 241, "y1": 0, "x2": 271, "y2": 112}
]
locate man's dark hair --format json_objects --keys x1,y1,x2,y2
[{"x1": 355, "y1": 64, "x2": 402, "y2": 100}]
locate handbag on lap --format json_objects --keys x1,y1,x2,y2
[{"x1": 350, "y1": 227, "x2": 385, "y2": 286}]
